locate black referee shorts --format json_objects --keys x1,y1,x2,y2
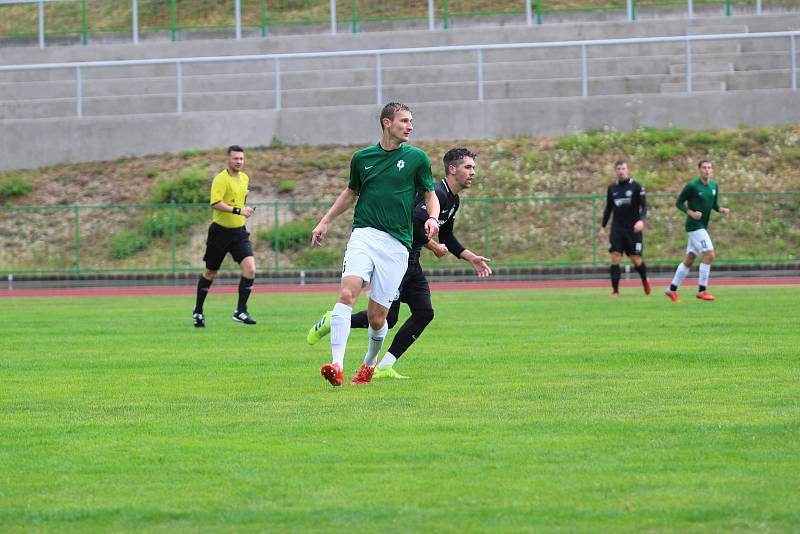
[
  {"x1": 203, "y1": 222, "x2": 254, "y2": 270},
  {"x1": 608, "y1": 227, "x2": 644, "y2": 257}
]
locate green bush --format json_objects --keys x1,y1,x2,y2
[
  {"x1": 150, "y1": 166, "x2": 208, "y2": 204},
  {"x1": 640, "y1": 143, "x2": 687, "y2": 162},
  {"x1": 0, "y1": 176, "x2": 34, "y2": 198},
  {"x1": 110, "y1": 230, "x2": 150, "y2": 259},
  {"x1": 277, "y1": 180, "x2": 296, "y2": 193},
  {"x1": 140, "y1": 209, "x2": 197, "y2": 238},
  {"x1": 257, "y1": 218, "x2": 316, "y2": 250},
  {"x1": 297, "y1": 247, "x2": 340, "y2": 268}
]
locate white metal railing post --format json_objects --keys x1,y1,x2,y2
[
  {"x1": 235, "y1": 0, "x2": 242, "y2": 40},
  {"x1": 132, "y1": 0, "x2": 139, "y2": 45},
  {"x1": 375, "y1": 53, "x2": 382, "y2": 105},
  {"x1": 627, "y1": 0, "x2": 633, "y2": 21},
  {"x1": 686, "y1": 39, "x2": 692, "y2": 94},
  {"x1": 428, "y1": 0, "x2": 434, "y2": 31},
  {"x1": 688, "y1": 0, "x2": 694, "y2": 18},
  {"x1": 275, "y1": 58, "x2": 281, "y2": 110},
  {"x1": 581, "y1": 45, "x2": 588, "y2": 97},
  {"x1": 330, "y1": 0, "x2": 336, "y2": 34},
  {"x1": 176, "y1": 62, "x2": 183, "y2": 113},
  {"x1": 791, "y1": 34, "x2": 797, "y2": 91},
  {"x1": 75, "y1": 66, "x2": 82, "y2": 117},
  {"x1": 477, "y1": 49, "x2": 484, "y2": 101},
  {"x1": 756, "y1": 0, "x2": 762, "y2": 15},
  {"x1": 38, "y1": 0, "x2": 45, "y2": 48},
  {"x1": 526, "y1": 0, "x2": 533, "y2": 26}
]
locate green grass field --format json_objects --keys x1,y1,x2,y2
[{"x1": 1, "y1": 286, "x2": 799, "y2": 532}]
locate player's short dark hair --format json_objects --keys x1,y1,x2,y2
[
  {"x1": 443, "y1": 148, "x2": 477, "y2": 173},
  {"x1": 227, "y1": 145, "x2": 245, "y2": 155},
  {"x1": 379, "y1": 102, "x2": 411, "y2": 129},
  {"x1": 614, "y1": 159, "x2": 627, "y2": 167},
  {"x1": 698, "y1": 159, "x2": 712, "y2": 168}
]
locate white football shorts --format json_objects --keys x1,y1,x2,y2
[
  {"x1": 686, "y1": 228, "x2": 714, "y2": 255},
  {"x1": 342, "y1": 227, "x2": 409, "y2": 309}
]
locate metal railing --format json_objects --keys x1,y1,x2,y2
[
  {"x1": 0, "y1": 0, "x2": 786, "y2": 48},
  {"x1": 0, "y1": 30, "x2": 798, "y2": 119},
  {"x1": 1, "y1": 193, "x2": 797, "y2": 276}
]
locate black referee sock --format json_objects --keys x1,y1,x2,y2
[
  {"x1": 194, "y1": 276, "x2": 213, "y2": 313},
  {"x1": 635, "y1": 262, "x2": 648, "y2": 281},
  {"x1": 610, "y1": 265, "x2": 621, "y2": 292},
  {"x1": 237, "y1": 276, "x2": 254, "y2": 313}
]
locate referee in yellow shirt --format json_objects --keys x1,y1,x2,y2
[{"x1": 193, "y1": 145, "x2": 257, "y2": 327}]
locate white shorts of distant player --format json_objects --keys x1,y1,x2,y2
[
  {"x1": 686, "y1": 228, "x2": 714, "y2": 256},
  {"x1": 342, "y1": 227, "x2": 409, "y2": 309}
]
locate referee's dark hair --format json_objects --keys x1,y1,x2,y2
[
  {"x1": 443, "y1": 148, "x2": 477, "y2": 173},
  {"x1": 614, "y1": 159, "x2": 627, "y2": 167},
  {"x1": 227, "y1": 145, "x2": 245, "y2": 155}
]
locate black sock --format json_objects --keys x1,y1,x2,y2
[
  {"x1": 194, "y1": 276, "x2": 213, "y2": 313},
  {"x1": 698, "y1": 285, "x2": 706, "y2": 293},
  {"x1": 237, "y1": 276, "x2": 254, "y2": 313},
  {"x1": 670, "y1": 284, "x2": 678, "y2": 292},
  {"x1": 351, "y1": 310, "x2": 370, "y2": 329},
  {"x1": 635, "y1": 262, "x2": 647, "y2": 281},
  {"x1": 385, "y1": 308, "x2": 434, "y2": 359},
  {"x1": 610, "y1": 265, "x2": 621, "y2": 292}
]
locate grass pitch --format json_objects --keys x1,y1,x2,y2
[{"x1": 1, "y1": 285, "x2": 799, "y2": 532}]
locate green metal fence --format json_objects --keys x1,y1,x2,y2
[
  {"x1": 1, "y1": 0, "x2": 794, "y2": 45},
  {"x1": 1, "y1": 192, "x2": 797, "y2": 276}
]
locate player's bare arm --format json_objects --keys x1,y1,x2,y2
[
  {"x1": 687, "y1": 209, "x2": 703, "y2": 220},
  {"x1": 719, "y1": 207, "x2": 730, "y2": 216},
  {"x1": 422, "y1": 190, "x2": 440, "y2": 239},
  {"x1": 459, "y1": 249, "x2": 493, "y2": 278},
  {"x1": 211, "y1": 201, "x2": 255, "y2": 218},
  {"x1": 424, "y1": 240, "x2": 449, "y2": 258},
  {"x1": 311, "y1": 187, "x2": 357, "y2": 246},
  {"x1": 633, "y1": 220, "x2": 644, "y2": 232}
]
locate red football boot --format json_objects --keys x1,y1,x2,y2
[
  {"x1": 350, "y1": 364, "x2": 375, "y2": 385},
  {"x1": 320, "y1": 363, "x2": 344, "y2": 387},
  {"x1": 696, "y1": 291, "x2": 716, "y2": 301},
  {"x1": 642, "y1": 279, "x2": 652, "y2": 295},
  {"x1": 664, "y1": 289, "x2": 679, "y2": 303}
]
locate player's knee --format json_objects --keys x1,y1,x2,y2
[
  {"x1": 242, "y1": 265, "x2": 256, "y2": 279},
  {"x1": 416, "y1": 307, "x2": 434, "y2": 326},
  {"x1": 204, "y1": 269, "x2": 219, "y2": 280},
  {"x1": 704, "y1": 250, "x2": 716, "y2": 262},
  {"x1": 337, "y1": 287, "x2": 358, "y2": 306}
]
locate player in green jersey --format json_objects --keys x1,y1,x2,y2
[
  {"x1": 310, "y1": 103, "x2": 440, "y2": 387},
  {"x1": 665, "y1": 160, "x2": 730, "y2": 302}
]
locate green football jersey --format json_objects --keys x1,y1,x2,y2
[
  {"x1": 675, "y1": 178, "x2": 721, "y2": 232},
  {"x1": 348, "y1": 143, "x2": 435, "y2": 249}
]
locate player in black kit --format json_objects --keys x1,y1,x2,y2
[
  {"x1": 306, "y1": 148, "x2": 492, "y2": 379},
  {"x1": 598, "y1": 160, "x2": 650, "y2": 297}
]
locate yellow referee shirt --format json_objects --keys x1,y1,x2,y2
[{"x1": 210, "y1": 168, "x2": 249, "y2": 228}]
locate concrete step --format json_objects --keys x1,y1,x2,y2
[{"x1": 660, "y1": 81, "x2": 727, "y2": 92}]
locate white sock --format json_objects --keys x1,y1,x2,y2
[
  {"x1": 377, "y1": 352, "x2": 397, "y2": 370},
  {"x1": 330, "y1": 302, "x2": 352, "y2": 368},
  {"x1": 671, "y1": 262, "x2": 690, "y2": 289},
  {"x1": 699, "y1": 263, "x2": 711, "y2": 288},
  {"x1": 363, "y1": 322, "x2": 388, "y2": 368}
]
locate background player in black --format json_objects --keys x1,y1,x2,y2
[
  {"x1": 597, "y1": 160, "x2": 650, "y2": 297},
  {"x1": 306, "y1": 148, "x2": 492, "y2": 379}
]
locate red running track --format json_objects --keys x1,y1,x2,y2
[{"x1": 1, "y1": 277, "x2": 799, "y2": 298}]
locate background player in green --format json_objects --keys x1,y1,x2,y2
[
  {"x1": 665, "y1": 159, "x2": 730, "y2": 302},
  {"x1": 192, "y1": 145, "x2": 258, "y2": 327},
  {"x1": 309, "y1": 103, "x2": 440, "y2": 387}
]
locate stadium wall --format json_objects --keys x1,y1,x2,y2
[{"x1": 2, "y1": 90, "x2": 800, "y2": 171}]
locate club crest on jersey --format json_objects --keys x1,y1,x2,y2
[
  {"x1": 625, "y1": 190, "x2": 632, "y2": 197},
  {"x1": 397, "y1": 160, "x2": 405, "y2": 171}
]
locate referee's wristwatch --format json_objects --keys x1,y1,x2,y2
[{"x1": 232, "y1": 207, "x2": 241, "y2": 215}]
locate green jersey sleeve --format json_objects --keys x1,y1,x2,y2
[
  {"x1": 414, "y1": 150, "x2": 434, "y2": 194},
  {"x1": 348, "y1": 154, "x2": 362, "y2": 193},
  {"x1": 675, "y1": 183, "x2": 692, "y2": 213}
]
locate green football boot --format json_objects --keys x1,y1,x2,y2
[
  {"x1": 372, "y1": 365, "x2": 410, "y2": 379},
  {"x1": 306, "y1": 310, "x2": 333, "y2": 345}
]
